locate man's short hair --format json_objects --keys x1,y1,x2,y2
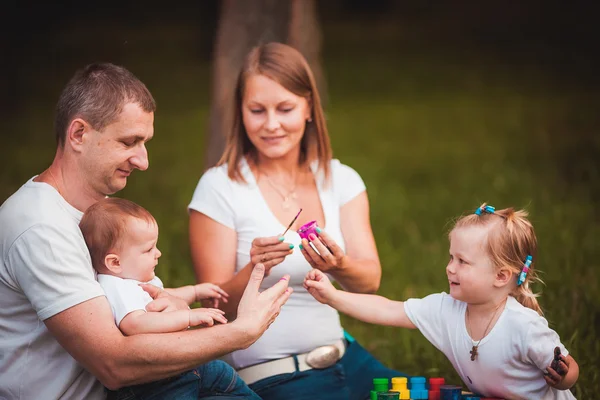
[{"x1": 54, "y1": 63, "x2": 156, "y2": 147}]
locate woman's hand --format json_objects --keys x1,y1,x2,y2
[
  {"x1": 249, "y1": 236, "x2": 294, "y2": 276},
  {"x1": 303, "y1": 269, "x2": 338, "y2": 304},
  {"x1": 299, "y1": 229, "x2": 347, "y2": 273}
]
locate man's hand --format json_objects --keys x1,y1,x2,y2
[
  {"x1": 234, "y1": 263, "x2": 292, "y2": 343},
  {"x1": 140, "y1": 283, "x2": 189, "y2": 312}
]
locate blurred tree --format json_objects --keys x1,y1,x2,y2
[{"x1": 205, "y1": 0, "x2": 325, "y2": 168}]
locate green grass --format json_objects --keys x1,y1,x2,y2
[{"x1": 1, "y1": 18, "x2": 598, "y2": 398}]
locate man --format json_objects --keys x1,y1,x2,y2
[{"x1": 0, "y1": 63, "x2": 291, "y2": 400}]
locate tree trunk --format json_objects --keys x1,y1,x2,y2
[{"x1": 204, "y1": 0, "x2": 325, "y2": 169}]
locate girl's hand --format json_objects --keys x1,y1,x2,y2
[
  {"x1": 188, "y1": 308, "x2": 228, "y2": 327},
  {"x1": 194, "y1": 283, "x2": 229, "y2": 308},
  {"x1": 544, "y1": 351, "x2": 569, "y2": 388},
  {"x1": 300, "y1": 229, "x2": 347, "y2": 273},
  {"x1": 250, "y1": 236, "x2": 294, "y2": 276},
  {"x1": 303, "y1": 269, "x2": 337, "y2": 304}
]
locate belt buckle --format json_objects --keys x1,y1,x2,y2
[{"x1": 305, "y1": 344, "x2": 340, "y2": 369}]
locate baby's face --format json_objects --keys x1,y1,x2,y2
[{"x1": 117, "y1": 217, "x2": 161, "y2": 282}]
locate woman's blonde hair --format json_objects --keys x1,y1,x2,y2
[
  {"x1": 452, "y1": 203, "x2": 544, "y2": 315},
  {"x1": 218, "y1": 42, "x2": 332, "y2": 183}
]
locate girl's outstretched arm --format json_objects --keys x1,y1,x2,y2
[{"x1": 304, "y1": 269, "x2": 416, "y2": 329}]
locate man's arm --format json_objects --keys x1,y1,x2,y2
[{"x1": 45, "y1": 264, "x2": 291, "y2": 390}]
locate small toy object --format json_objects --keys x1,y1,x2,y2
[
  {"x1": 429, "y1": 377, "x2": 445, "y2": 400},
  {"x1": 297, "y1": 220, "x2": 318, "y2": 240},
  {"x1": 440, "y1": 385, "x2": 462, "y2": 400},
  {"x1": 390, "y1": 377, "x2": 410, "y2": 399},
  {"x1": 408, "y1": 376, "x2": 428, "y2": 399},
  {"x1": 550, "y1": 346, "x2": 563, "y2": 374},
  {"x1": 377, "y1": 393, "x2": 399, "y2": 399},
  {"x1": 371, "y1": 378, "x2": 389, "y2": 399}
]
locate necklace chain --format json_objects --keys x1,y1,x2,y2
[
  {"x1": 466, "y1": 299, "x2": 506, "y2": 361},
  {"x1": 260, "y1": 169, "x2": 299, "y2": 211}
]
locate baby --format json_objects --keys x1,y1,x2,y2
[
  {"x1": 304, "y1": 204, "x2": 579, "y2": 399},
  {"x1": 80, "y1": 197, "x2": 229, "y2": 335}
]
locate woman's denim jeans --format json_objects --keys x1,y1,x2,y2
[{"x1": 249, "y1": 339, "x2": 407, "y2": 400}]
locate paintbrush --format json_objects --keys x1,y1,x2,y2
[{"x1": 281, "y1": 208, "x2": 303, "y2": 236}]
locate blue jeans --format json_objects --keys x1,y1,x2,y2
[
  {"x1": 249, "y1": 339, "x2": 407, "y2": 400},
  {"x1": 107, "y1": 360, "x2": 261, "y2": 400}
]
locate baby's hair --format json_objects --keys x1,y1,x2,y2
[
  {"x1": 80, "y1": 198, "x2": 155, "y2": 271},
  {"x1": 452, "y1": 203, "x2": 543, "y2": 315}
]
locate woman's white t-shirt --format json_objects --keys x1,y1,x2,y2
[
  {"x1": 405, "y1": 293, "x2": 576, "y2": 400},
  {"x1": 188, "y1": 158, "x2": 366, "y2": 369}
]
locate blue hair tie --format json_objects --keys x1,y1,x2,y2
[
  {"x1": 474, "y1": 205, "x2": 496, "y2": 215},
  {"x1": 517, "y1": 255, "x2": 533, "y2": 286}
]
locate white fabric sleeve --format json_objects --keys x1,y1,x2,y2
[
  {"x1": 7, "y1": 224, "x2": 104, "y2": 321},
  {"x1": 98, "y1": 277, "x2": 153, "y2": 327},
  {"x1": 188, "y1": 167, "x2": 236, "y2": 230},
  {"x1": 524, "y1": 316, "x2": 569, "y2": 370},
  {"x1": 332, "y1": 160, "x2": 366, "y2": 206},
  {"x1": 404, "y1": 293, "x2": 449, "y2": 352}
]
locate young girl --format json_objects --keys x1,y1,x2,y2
[{"x1": 304, "y1": 204, "x2": 579, "y2": 399}]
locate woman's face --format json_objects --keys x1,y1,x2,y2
[{"x1": 242, "y1": 74, "x2": 311, "y2": 160}]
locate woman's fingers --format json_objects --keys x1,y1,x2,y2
[
  {"x1": 300, "y1": 239, "x2": 319, "y2": 267},
  {"x1": 308, "y1": 236, "x2": 337, "y2": 265},
  {"x1": 315, "y1": 230, "x2": 345, "y2": 259},
  {"x1": 251, "y1": 250, "x2": 293, "y2": 269}
]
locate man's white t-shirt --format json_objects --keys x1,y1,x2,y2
[
  {"x1": 188, "y1": 158, "x2": 366, "y2": 369},
  {"x1": 404, "y1": 293, "x2": 576, "y2": 400},
  {"x1": 97, "y1": 274, "x2": 164, "y2": 326},
  {"x1": 0, "y1": 178, "x2": 106, "y2": 400}
]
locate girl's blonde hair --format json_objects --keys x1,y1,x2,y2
[
  {"x1": 218, "y1": 42, "x2": 332, "y2": 183},
  {"x1": 452, "y1": 203, "x2": 544, "y2": 315}
]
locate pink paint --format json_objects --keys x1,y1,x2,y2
[{"x1": 297, "y1": 220, "x2": 319, "y2": 240}]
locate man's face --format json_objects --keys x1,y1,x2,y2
[{"x1": 81, "y1": 102, "x2": 154, "y2": 196}]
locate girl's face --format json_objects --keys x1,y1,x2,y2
[
  {"x1": 446, "y1": 225, "x2": 498, "y2": 304},
  {"x1": 242, "y1": 74, "x2": 311, "y2": 161}
]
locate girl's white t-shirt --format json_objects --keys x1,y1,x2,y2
[
  {"x1": 405, "y1": 293, "x2": 576, "y2": 400},
  {"x1": 188, "y1": 158, "x2": 366, "y2": 369}
]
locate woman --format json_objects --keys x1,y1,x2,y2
[{"x1": 188, "y1": 42, "x2": 405, "y2": 400}]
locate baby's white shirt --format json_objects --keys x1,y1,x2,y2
[{"x1": 97, "y1": 274, "x2": 164, "y2": 326}]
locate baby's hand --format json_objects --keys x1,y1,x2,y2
[
  {"x1": 303, "y1": 269, "x2": 337, "y2": 304},
  {"x1": 194, "y1": 283, "x2": 229, "y2": 307},
  {"x1": 189, "y1": 308, "x2": 228, "y2": 327},
  {"x1": 544, "y1": 347, "x2": 569, "y2": 388}
]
